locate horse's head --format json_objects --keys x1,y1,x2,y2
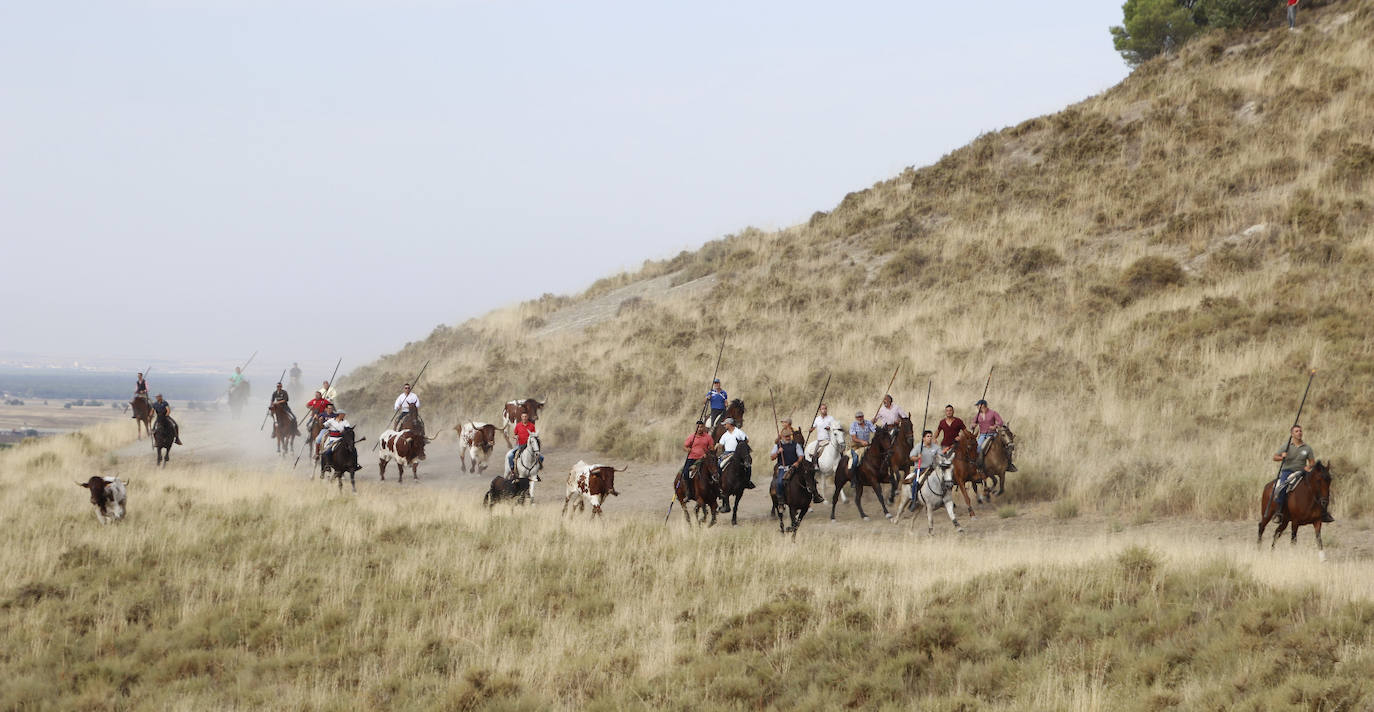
[
  {"x1": 526, "y1": 433, "x2": 541, "y2": 453},
  {"x1": 735, "y1": 439, "x2": 752, "y2": 460},
  {"x1": 727, "y1": 399, "x2": 746, "y2": 420},
  {"x1": 997, "y1": 423, "x2": 1016, "y2": 457},
  {"x1": 937, "y1": 449, "x2": 956, "y2": 481}
]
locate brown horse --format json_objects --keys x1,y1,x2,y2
[
  {"x1": 772, "y1": 459, "x2": 819, "y2": 538},
  {"x1": 830, "y1": 428, "x2": 894, "y2": 521},
  {"x1": 130, "y1": 396, "x2": 153, "y2": 439},
  {"x1": 717, "y1": 440, "x2": 753, "y2": 526},
  {"x1": 950, "y1": 429, "x2": 985, "y2": 517},
  {"x1": 710, "y1": 399, "x2": 746, "y2": 442},
  {"x1": 269, "y1": 402, "x2": 298, "y2": 456},
  {"x1": 674, "y1": 456, "x2": 720, "y2": 527},
  {"x1": 1257, "y1": 461, "x2": 1334, "y2": 561},
  {"x1": 305, "y1": 413, "x2": 326, "y2": 462},
  {"x1": 974, "y1": 424, "x2": 1015, "y2": 501},
  {"x1": 885, "y1": 417, "x2": 916, "y2": 503}
]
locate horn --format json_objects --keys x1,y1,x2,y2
[
  {"x1": 76, "y1": 481, "x2": 90, "y2": 488},
  {"x1": 614, "y1": 466, "x2": 631, "y2": 473}
]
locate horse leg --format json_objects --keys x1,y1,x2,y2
[
  {"x1": 1271, "y1": 518, "x2": 1288, "y2": 549},
  {"x1": 1315, "y1": 522, "x2": 1326, "y2": 562},
  {"x1": 708, "y1": 501, "x2": 717, "y2": 528},
  {"x1": 874, "y1": 480, "x2": 893, "y2": 520},
  {"x1": 927, "y1": 503, "x2": 935, "y2": 536},
  {"x1": 893, "y1": 488, "x2": 909, "y2": 525},
  {"x1": 853, "y1": 483, "x2": 870, "y2": 521},
  {"x1": 349, "y1": 468, "x2": 357, "y2": 494},
  {"x1": 957, "y1": 481, "x2": 976, "y2": 518},
  {"x1": 680, "y1": 496, "x2": 694, "y2": 525},
  {"x1": 947, "y1": 500, "x2": 962, "y2": 533},
  {"x1": 730, "y1": 493, "x2": 741, "y2": 526}
]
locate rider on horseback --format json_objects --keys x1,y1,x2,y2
[
  {"x1": 320, "y1": 409, "x2": 350, "y2": 458},
  {"x1": 393, "y1": 383, "x2": 422, "y2": 433},
  {"x1": 770, "y1": 427, "x2": 822, "y2": 504},
  {"x1": 717, "y1": 418, "x2": 753, "y2": 488},
  {"x1": 973, "y1": 400, "x2": 1017, "y2": 473},
  {"x1": 135, "y1": 372, "x2": 149, "y2": 400},
  {"x1": 875, "y1": 395, "x2": 908, "y2": 436},
  {"x1": 1271, "y1": 424, "x2": 1330, "y2": 522},
  {"x1": 269, "y1": 382, "x2": 297, "y2": 433},
  {"x1": 848, "y1": 411, "x2": 875, "y2": 471},
  {"x1": 704, "y1": 379, "x2": 728, "y2": 430},
  {"x1": 681, "y1": 420, "x2": 714, "y2": 483},
  {"x1": 229, "y1": 367, "x2": 244, "y2": 390},
  {"x1": 151, "y1": 394, "x2": 183, "y2": 445},
  {"x1": 506, "y1": 411, "x2": 542, "y2": 476},
  {"x1": 936, "y1": 404, "x2": 966, "y2": 455},
  {"x1": 314, "y1": 403, "x2": 338, "y2": 456},
  {"x1": 908, "y1": 430, "x2": 940, "y2": 509},
  {"x1": 805, "y1": 403, "x2": 838, "y2": 463}
]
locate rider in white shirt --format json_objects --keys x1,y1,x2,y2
[
  {"x1": 805, "y1": 403, "x2": 838, "y2": 462},
  {"x1": 320, "y1": 410, "x2": 349, "y2": 456}
]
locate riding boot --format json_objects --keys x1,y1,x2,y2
[
  {"x1": 809, "y1": 484, "x2": 823, "y2": 505},
  {"x1": 743, "y1": 466, "x2": 755, "y2": 489},
  {"x1": 173, "y1": 421, "x2": 183, "y2": 445},
  {"x1": 1006, "y1": 459, "x2": 1018, "y2": 473}
]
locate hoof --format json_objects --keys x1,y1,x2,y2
[
  {"x1": 957, "y1": 527, "x2": 965, "y2": 533},
  {"x1": 862, "y1": 515, "x2": 871, "y2": 521},
  {"x1": 1320, "y1": 550, "x2": 1329, "y2": 562},
  {"x1": 883, "y1": 513, "x2": 893, "y2": 520}
]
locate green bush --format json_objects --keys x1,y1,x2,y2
[{"x1": 1110, "y1": 0, "x2": 1203, "y2": 67}]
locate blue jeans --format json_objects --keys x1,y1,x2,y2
[
  {"x1": 682, "y1": 459, "x2": 697, "y2": 481},
  {"x1": 774, "y1": 466, "x2": 789, "y2": 492},
  {"x1": 1287, "y1": 4, "x2": 1296, "y2": 28},
  {"x1": 977, "y1": 433, "x2": 993, "y2": 452},
  {"x1": 1274, "y1": 469, "x2": 1298, "y2": 509}
]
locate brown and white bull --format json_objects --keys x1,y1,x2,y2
[
  {"x1": 562, "y1": 460, "x2": 623, "y2": 517},
  {"x1": 457, "y1": 421, "x2": 507, "y2": 474},
  {"x1": 378, "y1": 427, "x2": 427, "y2": 483},
  {"x1": 500, "y1": 398, "x2": 546, "y2": 436},
  {"x1": 76, "y1": 476, "x2": 128, "y2": 524}
]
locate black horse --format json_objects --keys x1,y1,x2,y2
[
  {"x1": 320, "y1": 427, "x2": 363, "y2": 493},
  {"x1": 772, "y1": 459, "x2": 819, "y2": 538},
  {"x1": 153, "y1": 413, "x2": 176, "y2": 466},
  {"x1": 718, "y1": 440, "x2": 753, "y2": 526}
]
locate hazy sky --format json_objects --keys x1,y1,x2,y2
[{"x1": 2, "y1": 1, "x2": 1128, "y2": 371}]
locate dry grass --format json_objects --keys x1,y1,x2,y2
[
  {"x1": 6, "y1": 429, "x2": 1374, "y2": 709},
  {"x1": 342, "y1": 2, "x2": 1374, "y2": 523}
]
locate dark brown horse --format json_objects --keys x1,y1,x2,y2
[
  {"x1": 717, "y1": 440, "x2": 753, "y2": 526},
  {"x1": 710, "y1": 399, "x2": 746, "y2": 442},
  {"x1": 270, "y1": 402, "x2": 298, "y2": 456},
  {"x1": 130, "y1": 396, "x2": 153, "y2": 439},
  {"x1": 153, "y1": 413, "x2": 175, "y2": 466},
  {"x1": 973, "y1": 424, "x2": 1015, "y2": 502},
  {"x1": 885, "y1": 417, "x2": 916, "y2": 503},
  {"x1": 674, "y1": 456, "x2": 720, "y2": 527},
  {"x1": 950, "y1": 429, "x2": 985, "y2": 517},
  {"x1": 772, "y1": 459, "x2": 819, "y2": 538},
  {"x1": 306, "y1": 413, "x2": 326, "y2": 462},
  {"x1": 1257, "y1": 461, "x2": 1334, "y2": 561},
  {"x1": 830, "y1": 428, "x2": 894, "y2": 521}
]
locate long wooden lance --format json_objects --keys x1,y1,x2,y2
[
  {"x1": 666, "y1": 335, "x2": 727, "y2": 524},
  {"x1": 874, "y1": 365, "x2": 900, "y2": 419},
  {"x1": 124, "y1": 365, "x2": 153, "y2": 415},
  {"x1": 223, "y1": 350, "x2": 258, "y2": 400},
  {"x1": 1272, "y1": 369, "x2": 1317, "y2": 484},
  {"x1": 920, "y1": 379, "x2": 932, "y2": 437},
  {"x1": 980, "y1": 367, "x2": 994, "y2": 402},
  {"x1": 260, "y1": 368, "x2": 287, "y2": 431},
  {"x1": 800, "y1": 372, "x2": 832, "y2": 450},
  {"x1": 375, "y1": 359, "x2": 431, "y2": 450}
]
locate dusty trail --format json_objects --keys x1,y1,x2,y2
[{"x1": 115, "y1": 410, "x2": 1374, "y2": 562}]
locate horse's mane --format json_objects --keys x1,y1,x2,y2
[{"x1": 729, "y1": 398, "x2": 745, "y2": 412}]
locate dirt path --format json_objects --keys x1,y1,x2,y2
[{"x1": 120, "y1": 411, "x2": 1374, "y2": 562}]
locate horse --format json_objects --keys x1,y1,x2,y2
[
  {"x1": 512, "y1": 433, "x2": 544, "y2": 486},
  {"x1": 710, "y1": 399, "x2": 746, "y2": 442},
  {"x1": 893, "y1": 451, "x2": 965, "y2": 535},
  {"x1": 974, "y1": 424, "x2": 1016, "y2": 501},
  {"x1": 227, "y1": 380, "x2": 250, "y2": 419},
  {"x1": 772, "y1": 459, "x2": 819, "y2": 538},
  {"x1": 397, "y1": 410, "x2": 427, "y2": 439},
  {"x1": 812, "y1": 435, "x2": 849, "y2": 505},
  {"x1": 153, "y1": 413, "x2": 175, "y2": 466},
  {"x1": 130, "y1": 395, "x2": 153, "y2": 439},
  {"x1": 885, "y1": 417, "x2": 916, "y2": 503},
  {"x1": 674, "y1": 455, "x2": 720, "y2": 527},
  {"x1": 319, "y1": 426, "x2": 364, "y2": 493},
  {"x1": 949, "y1": 429, "x2": 986, "y2": 516},
  {"x1": 717, "y1": 440, "x2": 753, "y2": 526},
  {"x1": 269, "y1": 402, "x2": 298, "y2": 456},
  {"x1": 305, "y1": 413, "x2": 326, "y2": 462},
  {"x1": 830, "y1": 428, "x2": 895, "y2": 521},
  {"x1": 1257, "y1": 461, "x2": 1334, "y2": 561}
]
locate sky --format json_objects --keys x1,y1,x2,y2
[{"x1": 1, "y1": 0, "x2": 1129, "y2": 374}]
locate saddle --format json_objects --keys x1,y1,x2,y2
[{"x1": 1278, "y1": 471, "x2": 1306, "y2": 494}]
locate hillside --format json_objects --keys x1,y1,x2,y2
[{"x1": 345, "y1": 1, "x2": 1374, "y2": 520}]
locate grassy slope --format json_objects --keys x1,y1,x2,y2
[
  {"x1": 5, "y1": 428, "x2": 1374, "y2": 710},
  {"x1": 345, "y1": 1, "x2": 1374, "y2": 520}
]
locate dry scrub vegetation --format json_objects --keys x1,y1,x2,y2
[
  {"x1": 6, "y1": 429, "x2": 1374, "y2": 710},
  {"x1": 348, "y1": 1, "x2": 1374, "y2": 521}
]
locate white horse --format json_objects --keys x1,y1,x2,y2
[
  {"x1": 811, "y1": 436, "x2": 849, "y2": 505},
  {"x1": 893, "y1": 451, "x2": 964, "y2": 535},
  {"x1": 510, "y1": 434, "x2": 544, "y2": 501}
]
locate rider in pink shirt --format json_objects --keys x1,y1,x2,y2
[{"x1": 973, "y1": 399, "x2": 1016, "y2": 473}]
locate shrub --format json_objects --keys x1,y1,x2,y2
[
  {"x1": 1006, "y1": 246, "x2": 1064, "y2": 275},
  {"x1": 877, "y1": 245, "x2": 930, "y2": 282},
  {"x1": 1123, "y1": 256, "x2": 1185, "y2": 295},
  {"x1": 1052, "y1": 500, "x2": 1080, "y2": 520},
  {"x1": 1110, "y1": 0, "x2": 1203, "y2": 67}
]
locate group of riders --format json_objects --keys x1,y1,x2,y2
[
  {"x1": 132, "y1": 366, "x2": 1326, "y2": 524},
  {"x1": 682, "y1": 378, "x2": 1021, "y2": 509}
]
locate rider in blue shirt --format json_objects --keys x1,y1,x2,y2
[{"x1": 704, "y1": 379, "x2": 728, "y2": 429}]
